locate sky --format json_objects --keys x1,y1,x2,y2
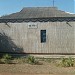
[{"x1": 0, "y1": 0, "x2": 75, "y2": 16}]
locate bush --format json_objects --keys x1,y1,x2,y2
[
  {"x1": 60, "y1": 57, "x2": 74, "y2": 67},
  {"x1": 13, "y1": 56, "x2": 42, "y2": 65},
  {"x1": 26, "y1": 56, "x2": 39, "y2": 65},
  {"x1": 1, "y1": 54, "x2": 12, "y2": 64}
]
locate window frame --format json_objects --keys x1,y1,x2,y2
[{"x1": 40, "y1": 30, "x2": 46, "y2": 43}]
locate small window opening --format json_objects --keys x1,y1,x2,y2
[{"x1": 41, "y1": 30, "x2": 46, "y2": 43}]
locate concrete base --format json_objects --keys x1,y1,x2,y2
[{"x1": 30, "y1": 54, "x2": 75, "y2": 58}]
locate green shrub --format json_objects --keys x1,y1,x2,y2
[
  {"x1": 60, "y1": 57, "x2": 74, "y2": 67},
  {"x1": 1, "y1": 54, "x2": 12, "y2": 64},
  {"x1": 13, "y1": 56, "x2": 42, "y2": 65},
  {"x1": 26, "y1": 56, "x2": 39, "y2": 65},
  {"x1": 66, "y1": 57, "x2": 74, "y2": 67}
]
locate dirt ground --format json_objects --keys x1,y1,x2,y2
[
  {"x1": 0, "y1": 61, "x2": 75, "y2": 75},
  {"x1": 0, "y1": 74, "x2": 73, "y2": 75}
]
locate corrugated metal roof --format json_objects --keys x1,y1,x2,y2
[{"x1": 1, "y1": 7, "x2": 75, "y2": 19}]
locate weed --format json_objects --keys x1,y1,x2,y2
[
  {"x1": 60, "y1": 57, "x2": 74, "y2": 67},
  {"x1": 1, "y1": 54, "x2": 12, "y2": 64},
  {"x1": 26, "y1": 56, "x2": 40, "y2": 65}
]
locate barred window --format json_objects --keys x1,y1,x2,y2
[{"x1": 41, "y1": 30, "x2": 46, "y2": 43}]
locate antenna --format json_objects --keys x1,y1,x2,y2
[{"x1": 53, "y1": 0, "x2": 55, "y2": 7}]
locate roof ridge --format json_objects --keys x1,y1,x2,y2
[{"x1": 20, "y1": 7, "x2": 58, "y2": 11}]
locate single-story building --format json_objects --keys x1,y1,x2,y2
[{"x1": 0, "y1": 7, "x2": 75, "y2": 57}]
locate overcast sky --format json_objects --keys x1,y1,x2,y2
[{"x1": 0, "y1": 0, "x2": 74, "y2": 16}]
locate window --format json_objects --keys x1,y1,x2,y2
[{"x1": 41, "y1": 30, "x2": 46, "y2": 43}]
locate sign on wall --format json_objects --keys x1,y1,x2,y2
[{"x1": 28, "y1": 23, "x2": 38, "y2": 29}]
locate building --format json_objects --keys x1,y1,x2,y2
[{"x1": 0, "y1": 7, "x2": 75, "y2": 57}]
